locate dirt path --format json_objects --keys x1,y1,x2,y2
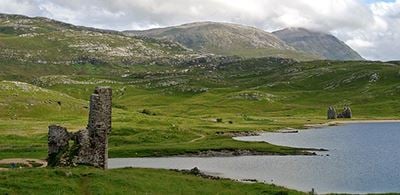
[
  {"x1": 0, "y1": 158, "x2": 47, "y2": 171},
  {"x1": 188, "y1": 132, "x2": 206, "y2": 143}
]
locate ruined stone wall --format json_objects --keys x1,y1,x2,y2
[
  {"x1": 337, "y1": 106, "x2": 352, "y2": 119},
  {"x1": 47, "y1": 87, "x2": 112, "y2": 169},
  {"x1": 47, "y1": 125, "x2": 71, "y2": 167},
  {"x1": 327, "y1": 106, "x2": 337, "y2": 119},
  {"x1": 327, "y1": 105, "x2": 352, "y2": 119}
]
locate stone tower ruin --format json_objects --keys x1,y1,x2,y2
[
  {"x1": 47, "y1": 87, "x2": 112, "y2": 169},
  {"x1": 327, "y1": 106, "x2": 337, "y2": 119},
  {"x1": 327, "y1": 105, "x2": 352, "y2": 120}
]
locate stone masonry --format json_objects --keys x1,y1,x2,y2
[
  {"x1": 337, "y1": 105, "x2": 352, "y2": 119},
  {"x1": 47, "y1": 87, "x2": 112, "y2": 169},
  {"x1": 327, "y1": 106, "x2": 337, "y2": 119},
  {"x1": 327, "y1": 105, "x2": 352, "y2": 119}
]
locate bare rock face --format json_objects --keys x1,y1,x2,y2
[
  {"x1": 327, "y1": 106, "x2": 337, "y2": 119},
  {"x1": 47, "y1": 87, "x2": 112, "y2": 168}
]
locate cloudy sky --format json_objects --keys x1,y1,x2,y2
[{"x1": 0, "y1": 0, "x2": 399, "y2": 60}]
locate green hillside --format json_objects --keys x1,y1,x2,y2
[
  {"x1": 1, "y1": 57, "x2": 399, "y2": 160},
  {"x1": 0, "y1": 14, "x2": 207, "y2": 81}
]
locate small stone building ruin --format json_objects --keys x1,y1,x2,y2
[
  {"x1": 47, "y1": 87, "x2": 112, "y2": 168},
  {"x1": 327, "y1": 106, "x2": 337, "y2": 119},
  {"x1": 337, "y1": 105, "x2": 352, "y2": 119},
  {"x1": 327, "y1": 105, "x2": 352, "y2": 119}
]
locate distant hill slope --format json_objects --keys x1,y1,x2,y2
[
  {"x1": 0, "y1": 13, "x2": 200, "y2": 67},
  {"x1": 273, "y1": 28, "x2": 364, "y2": 61},
  {"x1": 124, "y1": 22, "x2": 319, "y2": 61}
]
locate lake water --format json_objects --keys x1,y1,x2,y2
[{"x1": 109, "y1": 122, "x2": 400, "y2": 194}]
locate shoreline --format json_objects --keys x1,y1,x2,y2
[
  {"x1": 305, "y1": 119, "x2": 400, "y2": 128},
  {"x1": 227, "y1": 119, "x2": 400, "y2": 158},
  {"x1": 4, "y1": 120, "x2": 398, "y2": 165},
  {"x1": 172, "y1": 148, "x2": 323, "y2": 158}
]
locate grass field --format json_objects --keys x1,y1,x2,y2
[{"x1": 0, "y1": 167, "x2": 305, "y2": 194}]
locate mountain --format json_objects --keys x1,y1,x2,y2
[
  {"x1": 0, "y1": 13, "x2": 208, "y2": 67},
  {"x1": 273, "y1": 28, "x2": 364, "y2": 61},
  {"x1": 1, "y1": 14, "x2": 248, "y2": 80},
  {"x1": 124, "y1": 22, "x2": 319, "y2": 61},
  {"x1": 0, "y1": 12, "x2": 364, "y2": 80}
]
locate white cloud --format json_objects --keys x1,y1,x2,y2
[
  {"x1": 337, "y1": 0, "x2": 400, "y2": 60},
  {"x1": 0, "y1": 0, "x2": 42, "y2": 16},
  {"x1": 0, "y1": 0, "x2": 399, "y2": 60},
  {"x1": 346, "y1": 39, "x2": 374, "y2": 48}
]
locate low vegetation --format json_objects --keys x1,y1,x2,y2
[
  {"x1": 1, "y1": 59, "x2": 399, "y2": 159},
  {"x1": 0, "y1": 167, "x2": 304, "y2": 194}
]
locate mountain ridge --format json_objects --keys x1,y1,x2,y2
[
  {"x1": 273, "y1": 27, "x2": 364, "y2": 60},
  {"x1": 126, "y1": 22, "x2": 364, "y2": 61},
  {"x1": 124, "y1": 21, "x2": 319, "y2": 61},
  {"x1": 1, "y1": 13, "x2": 364, "y2": 65},
  {"x1": 126, "y1": 21, "x2": 292, "y2": 50}
]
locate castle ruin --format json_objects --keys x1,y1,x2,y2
[
  {"x1": 47, "y1": 87, "x2": 112, "y2": 169},
  {"x1": 327, "y1": 106, "x2": 337, "y2": 119},
  {"x1": 327, "y1": 105, "x2": 352, "y2": 119},
  {"x1": 337, "y1": 105, "x2": 352, "y2": 119}
]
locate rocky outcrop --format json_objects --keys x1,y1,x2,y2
[
  {"x1": 327, "y1": 106, "x2": 337, "y2": 119},
  {"x1": 47, "y1": 87, "x2": 112, "y2": 168}
]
